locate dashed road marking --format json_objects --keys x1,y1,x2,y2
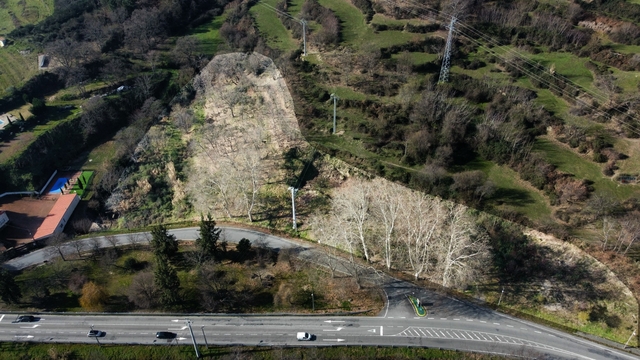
[
  {"x1": 507, "y1": 325, "x2": 514, "y2": 328},
  {"x1": 493, "y1": 323, "x2": 500, "y2": 325}
]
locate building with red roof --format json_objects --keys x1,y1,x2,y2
[{"x1": 33, "y1": 194, "x2": 80, "y2": 241}]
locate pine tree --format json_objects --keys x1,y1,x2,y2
[
  {"x1": 195, "y1": 213, "x2": 222, "y2": 261},
  {"x1": 154, "y1": 258, "x2": 181, "y2": 307},
  {"x1": 150, "y1": 225, "x2": 178, "y2": 260}
]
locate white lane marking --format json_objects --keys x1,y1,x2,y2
[
  {"x1": 140, "y1": 333, "x2": 148, "y2": 335},
  {"x1": 427, "y1": 317, "x2": 434, "y2": 319},
  {"x1": 440, "y1": 318, "x2": 447, "y2": 320},
  {"x1": 20, "y1": 325, "x2": 40, "y2": 329},
  {"x1": 507, "y1": 325, "x2": 514, "y2": 328},
  {"x1": 493, "y1": 323, "x2": 500, "y2": 325},
  {"x1": 388, "y1": 317, "x2": 394, "y2": 319},
  {"x1": 466, "y1": 319, "x2": 473, "y2": 321},
  {"x1": 400, "y1": 317, "x2": 405, "y2": 319},
  {"x1": 0, "y1": 315, "x2": 4, "y2": 322},
  {"x1": 535, "y1": 331, "x2": 541, "y2": 334},
  {"x1": 453, "y1": 318, "x2": 460, "y2": 321},
  {"x1": 480, "y1": 321, "x2": 486, "y2": 323},
  {"x1": 323, "y1": 327, "x2": 343, "y2": 332},
  {"x1": 322, "y1": 338, "x2": 345, "y2": 342},
  {"x1": 380, "y1": 326, "x2": 383, "y2": 336}
]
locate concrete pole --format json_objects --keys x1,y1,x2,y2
[
  {"x1": 497, "y1": 287, "x2": 505, "y2": 306},
  {"x1": 288, "y1": 187, "x2": 298, "y2": 230},
  {"x1": 301, "y1": 20, "x2": 307, "y2": 57},
  {"x1": 330, "y1": 93, "x2": 338, "y2": 134},
  {"x1": 186, "y1": 320, "x2": 201, "y2": 358}
]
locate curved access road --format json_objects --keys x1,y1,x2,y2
[{"x1": 1, "y1": 227, "x2": 638, "y2": 360}]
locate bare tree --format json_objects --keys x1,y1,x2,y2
[
  {"x1": 612, "y1": 212, "x2": 640, "y2": 254},
  {"x1": 105, "y1": 235, "x2": 119, "y2": 250},
  {"x1": 124, "y1": 8, "x2": 165, "y2": 53},
  {"x1": 601, "y1": 217, "x2": 616, "y2": 251},
  {"x1": 70, "y1": 240, "x2": 87, "y2": 259},
  {"x1": 398, "y1": 193, "x2": 443, "y2": 280},
  {"x1": 370, "y1": 178, "x2": 403, "y2": 270},
  {"x1": 332, "y1": 179, "x2": 373, "y2": 262},
  {"x1": 47, "y1": 233, "x2": 69, "y2": 261},
  {"x1": 436, "y1": 203, "x2": 489, "y2": 288},
  {"x1": 127, "y1": 271, "x2": 157, "y2": 309},
  {"x1": 88, "y1": 237, "x2": 102, "y2": 260}
]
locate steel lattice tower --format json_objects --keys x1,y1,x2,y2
[{"x1": 438, "y1": 16, "x2": 457, "y2": 84}]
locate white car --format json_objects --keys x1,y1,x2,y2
[{"x1": 296, "y1": 332, "x2": 313, "y2": 341}]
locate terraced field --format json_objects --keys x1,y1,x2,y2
[{"x1": 0, "y1": 45, "x2": 37, "y2": 91}]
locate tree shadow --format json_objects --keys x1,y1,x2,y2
[{"x1": 492, "y1": 187, "x2": 535, "y2": 207}]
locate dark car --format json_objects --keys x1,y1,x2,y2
[
  {"x1": 12, "y1": 315, "x2": 35, "y2": 323},
  {"x1": 87, "y1": 330, "x2": 105, "y2": 337},
  {"x1": 156, "y1": 331, "x2": 177, "y2": 339}
]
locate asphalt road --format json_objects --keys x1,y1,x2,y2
[
  {"x1": 1, "y1": 227, "x2": 638, "y2": 359},
  {"x1": 2, "y1": 227, "x2": 302, "y2": 271},
  {"x1": 0, "y1": 313, "x2": 636, "y2": 360}
]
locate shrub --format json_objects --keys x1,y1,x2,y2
[{"x1": 29, "y1": 97, "x2": 46, "y2": 115}]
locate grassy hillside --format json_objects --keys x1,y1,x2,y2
[
  {"x1": 0, "y1": 0, "x2": 53, "y2": 34},
  {"x1": 249, "y1": 0, "x2": 640, "y2": 231}
]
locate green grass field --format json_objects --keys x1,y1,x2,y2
[
  {"x1": 250, "y1": 0, "x2": 298, "y2": 51},
  {"x1": 534, "y1": 137, "x2": 640, "y2": 200},
  {"x1": 0, "y1": 0, "x2": 53, "y2": 34},
  {"x1": 189, "y1": 11, "x2": 228, "y2": 56},
  {"x1": 0, "y1": 44, "x2": 38, "y2": 92},
  {"x1": 0, "y1": 342, "x2": 499, "y2": 360}
]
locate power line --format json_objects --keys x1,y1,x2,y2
[{"x1": 379, "y1": 0, "x2": 640, "y2": 137}]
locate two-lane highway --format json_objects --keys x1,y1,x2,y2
[{"x1": 0, "y1": 313, "x2": 636, "y2": 360}]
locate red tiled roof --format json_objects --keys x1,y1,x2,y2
[{"x1": 33, "y1": 194, "x2": 79, "y2": 240}]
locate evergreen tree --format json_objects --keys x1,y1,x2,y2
[
  {"x1": 0, "y1": 269, "x2": 21, "y2": 304},
  {"x1": 154, "y1": 258, "x2": 181, "y2": 307},
  {"x1": 150, "y1": 225, "x2": 178, "y2": 260},
  {"x1": 195, "y1": 213, "x2": 222, "y2": 260}
]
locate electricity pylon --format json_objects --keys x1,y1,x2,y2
[{"x1": 438, "y1": 16, "x2": 457, "y2": 84}]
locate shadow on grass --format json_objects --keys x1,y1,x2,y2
[{"x1": 492, "y1": 187, "x2": 535, "y2": 207}]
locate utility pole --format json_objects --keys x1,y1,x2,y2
[
  {"x1": 186, "y1": 320, "x2": 201, "y2": 358},
  {"x1": 301, "y1": 20, "x2": 307, "y2": 56},
  {"x1": 625, "y1": 329, "x2": 637, "y2": 349},
  {"x1": 438, "y1": 16, "x2": 457, "y2": 84},
  {"x1": 90, "y1": 324, "x2": 101, "y2": 347},
  {"x1": 330, "y1": 93, "x2": 339, "y2": 134},
  {"x1": 288, "y1": 186, "x2": 298, "y2": 230},
  {"x1": 311, "y1": 292, "x2": 315, "y2": 311},
  {"x1": 497, "y1": 287, "x2": 505, "y2": 306}
]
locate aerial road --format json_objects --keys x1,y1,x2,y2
[
  {"x1": 0, "y1": 313, "x2": 636, "y2": 360},
  {"x1": 1, "y1": 227, "x2": 639, "y2": 359}
]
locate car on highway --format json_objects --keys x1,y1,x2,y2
[
  {"x1": 11, "y1": 315, "x2": 35, "y2": 323},
  {"x1": 156, "y1": 331, "x2": 177, "y2": 339},
  {"x1": 87, "y1": 330, "x2": 105, "y2": 337},
  {"x1": 296, "y1": 332, "x2": 314, "y2": 341}
]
